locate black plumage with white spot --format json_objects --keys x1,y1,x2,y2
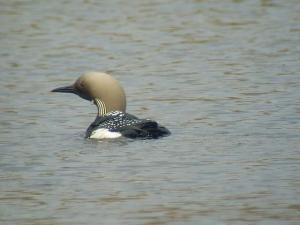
[{"x1": 86, "y1": 111, "x2": 170, "y2": 139}]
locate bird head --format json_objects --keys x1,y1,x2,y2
[{"x1": 52, "y1": 72, "x2": 126, "y2": 115}]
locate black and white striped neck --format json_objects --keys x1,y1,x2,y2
[{"x1": 94, "y1": 98, "x2": 107, "y2": 116}]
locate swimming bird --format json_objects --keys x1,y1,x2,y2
[{"x1": 51, "y1": 72, "x2": 170, "y2": 139}]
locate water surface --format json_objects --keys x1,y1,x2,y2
[{"x1": 1, "y1": 0, "x2": 300, "y2": 224}]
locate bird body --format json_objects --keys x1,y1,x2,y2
[
  {"x1": 52, "y1": 72, "x2": 170, "y2": 139},
  {"x1": 86, "y1": 111, "x2": 170, "y2": 139}
]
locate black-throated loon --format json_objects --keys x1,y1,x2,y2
[{"x1": 51, "y1": 72, "x2": 170, "y2": 139}]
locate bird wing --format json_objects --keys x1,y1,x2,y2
[{"x1": 117, "y1": 119, "x2": 170, "y2": 139}]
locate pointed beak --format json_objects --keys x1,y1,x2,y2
[{"x1": 51, "y1": 85, "x2": 76, "y2": 94}]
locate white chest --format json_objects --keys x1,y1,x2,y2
[{"x1": 89, "y1": 128, "x2": 122, "y2": 139}]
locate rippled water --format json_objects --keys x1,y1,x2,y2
[{"x1": 1, "y1": 0, "x2": 300, "y2": 224}]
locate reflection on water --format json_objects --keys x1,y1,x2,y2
[{"x1": 1, "y1": 0, "x2": 300, "y2": 224}]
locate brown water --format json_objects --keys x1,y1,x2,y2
[{"x1": 1, "y1": 0, "x2": 300, "y2": 224}]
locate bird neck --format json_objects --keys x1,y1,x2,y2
[{"x1": 94, "y1": 98, "x2": 107, "y2": 116}]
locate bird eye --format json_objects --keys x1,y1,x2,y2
[{"x1": 78, "y1": 81, "x2": 85, "y2": 90}]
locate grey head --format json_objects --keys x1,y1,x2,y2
[{"x1": 52, "y1": 72, "x2": 126, "y2": 116}]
